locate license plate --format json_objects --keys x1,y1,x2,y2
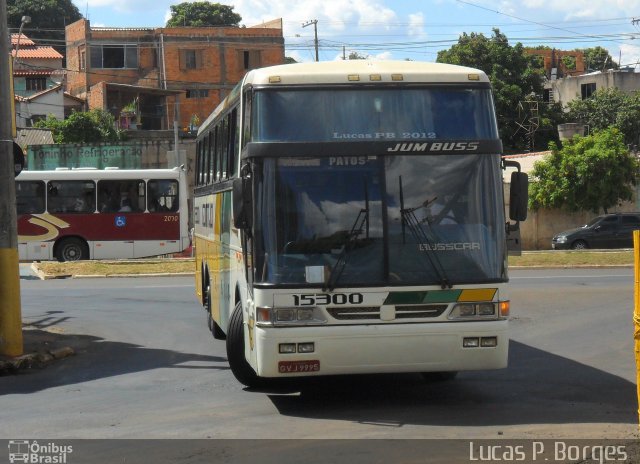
[{"x1": 278, "y1": 360, "x2": 320, "y2": 373}]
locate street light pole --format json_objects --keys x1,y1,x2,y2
[
  {"x1": 13, "y1": 15, "x2": 31, "y2": 66},
  {"x1": 302, "y1": 19, "x2": 319, "y2": 62},
  {"x1": 0, "y1": 1, "x2": 23, "y2": 357}
]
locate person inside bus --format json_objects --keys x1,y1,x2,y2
[
  {"x1": 99, "y1": 189, "x2": 119, "y2": 212},
  {"x1": 119, "y1": 198, "x2": 133, "y2": 212}
]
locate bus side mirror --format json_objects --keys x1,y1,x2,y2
[
  {"x1": 509, "y1": 171, "x2": 528, "y2": 222},
  {"x1": 232, "y1": 177, "x2": 252, "y2": 230}
]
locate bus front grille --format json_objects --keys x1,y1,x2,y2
[
  {"x1": 327, "y1": 307, "x2": 380, "y2": 320},
  {"x1": 327, "y1": 304, "x2": 448, "y2": 320},
  {"x1": 395, "y1": 304, "x2": 448, "y2": 318}
]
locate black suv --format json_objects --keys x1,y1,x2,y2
[{"x1": 551, "y1": 213, "x2": 640, "y2": 250}]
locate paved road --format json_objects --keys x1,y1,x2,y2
[{"x1": 2, "y1": 269, "x2": 637, "y2": 444}]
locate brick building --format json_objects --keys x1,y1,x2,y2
[
  {"x1": 65, "y1": 18, "x2": 285, "y2": 131},
  {"x1": 12, "y1": 33, "x2": 65, "y2": 99}
]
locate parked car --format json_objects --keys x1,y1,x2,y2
[{"x1": 551, "y1": 213, "x2": 640, "y2": 250}]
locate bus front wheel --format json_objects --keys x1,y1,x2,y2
[
  {"x1": 55, "y1": 237, "x2": 88, "y2": 262},
  {"x1": 226, "y1": 301, "x2": 262, "y2": 388}
]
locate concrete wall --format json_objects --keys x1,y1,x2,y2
[
  {"x1": 504, "y1": 182, "x2": 638, "y2": 249},
  {"x1": 16, "y1": 87, "x2": 65, "y2": 126},
  {"x1": 552, "y1": 70, "x2": 640, "y2": 106}
]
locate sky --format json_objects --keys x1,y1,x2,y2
[{"x1": 72, "y1": 0, "x2": 640, "y2": 67}]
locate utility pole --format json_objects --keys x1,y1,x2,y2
[
  {"x1": 0, "y1": 0, "x2": 23, "y2": 356},
  {"x1": 302, "y1": 19, "x2": 319, "y2": 62}
]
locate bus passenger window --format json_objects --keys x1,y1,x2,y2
[
  {"x1": 98, "y1": 179, "x2": 144, "y2": 212},
  {"x1": 47, "y1": 181, "x2": 96, "y2": 214},
  {"x1": 15, "y1": 180, "x2": 45, "y2": 214},
  {"x1": 148, "y1": 179, "x2": 179, "y2": 212}
]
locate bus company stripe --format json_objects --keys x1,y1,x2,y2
[{"x1": 384, "y1": 288, "x2": 497, "y2": 305}]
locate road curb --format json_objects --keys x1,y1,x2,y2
[{"x1": 0, "y1": 346, "x2": 75, "y2": 375}]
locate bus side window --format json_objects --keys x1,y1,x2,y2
[
  {"x1": 98, "y1": 180, "x2": 143, "y2": 213},
  {"x1": 15, "y1": 180, "x2": 45, "y2": 215},
  {"x1": 148, "y1": 179, "x2": 179, "y2": 212},
  {"x1": 47, "y1": 180, "x2": 95, "y2": 213}
]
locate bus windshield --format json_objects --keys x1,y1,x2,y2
[
  {"x1": 252, "y1": 87, "x2": 498, "y2": 142},
  {"x1": 254, "y1": 154, "x2": 506, "y2": 287}
]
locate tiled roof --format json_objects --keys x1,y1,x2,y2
[
  {"x1": 12, "y1": 47, "x2": 63, "y2": 59},
  {"x1": 15, "y1": 128, "x2": 55, "y2": 148},
  {"x1": 11, "y1": 33, "x2": 35, "y2": 46},
  {"x1": 15, "y1": 84, "x2": 64, "y2": 102},
  {"x1": 13, "y1": 70, "x2": 65, "y2": 77}
]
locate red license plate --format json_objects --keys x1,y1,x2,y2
[{"x1": 278, "y1": 360, "x2": 320, "y2": 373}]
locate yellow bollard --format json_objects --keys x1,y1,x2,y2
[
  {"x1": 634, "y1": 230, "x2": 640, "y2": 428},
  {"x1": 0, "y1": 248, "x2": 23, "y2": 357}
]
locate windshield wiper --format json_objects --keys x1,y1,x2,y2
[
  {"x1": 399, "y1": 177, "x2": 452, "y2": 289},
  {"x1": 323, "y1": 184, "x2": 369, "y2": 292}
]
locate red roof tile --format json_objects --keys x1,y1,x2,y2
[
  {"x1": 13, "y1": 70, "x2": 65, "y2": 77},
  {"x1": 12, "y1": 47, "x2": 63, "y2": 59},
  {"x1": 11, "y1": 33, "x2": 35, "y2": 46}
]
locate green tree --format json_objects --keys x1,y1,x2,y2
[
  {"x1": 579, "y1": 46, "x2": 619, "y2": 71},
  {"x1": 35, "y1": 110, "x2": 122, "y2": 143},
  {"x1": 529, "y1": 128, "x2": 638, "y2": 213},
  {"x1": 566, "y1": 88, "x2": 640, "y2": 145},
  {"x1": 437, "y1": 29, "x2": 547, "y2": 151},
  {"x1": 348, "y1": 51, "x2": 369, "y2": 60},
  {"x1": 166, "y1": 2, "x2": 241, "y2": 27},
  {"x1": 7, "y1": 0, "x2": 82, "y2": 54}
]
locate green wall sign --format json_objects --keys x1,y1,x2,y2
[{"x1": 27, "y1": 143, "x2": 143, "y2": 170}]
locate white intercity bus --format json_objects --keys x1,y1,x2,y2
[{"x1": 193, "y1": 60, "x2": 528, "y2": 387}]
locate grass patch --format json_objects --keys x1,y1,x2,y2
[
  {"x1": 509, "y1": 250, "x2": 633, "y2": 267},
  {"x1": 35, "y1": 258, "x2": 194, "y2": 277},
  {"x1": 31, "y1": 251, "x2": 634, "y2": 278}
]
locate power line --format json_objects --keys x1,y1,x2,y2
[{"x1": 454, "y1": 0, "x2": 630, "y2": 46}]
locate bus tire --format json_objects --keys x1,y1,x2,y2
[
  {"x1": 55, "y1": 237, "x2": 88, "y2": 262},
  {"x1": 206, "y1": 284, "x2": 226, "y2": 340},
  {"x1": 226, "y1": 301, "x2": 262, "y2": 388}
]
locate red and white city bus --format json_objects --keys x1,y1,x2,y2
[{"x1": 15, "y1": 167, "x2": 190, "y2": 261}]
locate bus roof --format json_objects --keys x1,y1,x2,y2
[
  {"x1": 16, "y1": 167, "x2": 183, "y2": 181},
  {"x1": 244, "y1": 60, "x2": 491, "y2": 86}
]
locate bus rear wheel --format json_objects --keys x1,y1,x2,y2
[
  {"x1": 55, "y1": 237, "x2": 88, "y2": 262},
  {"x1": 226, "y1": 301, "x2": 262, "y2": 388}
]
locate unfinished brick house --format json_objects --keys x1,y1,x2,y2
[{"x1": 65, "y1": 18, "x2": 285, "y2": 131}]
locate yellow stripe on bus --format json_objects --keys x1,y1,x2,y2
[{"x1": 458, "y1": 288, "x2": 497, "y2": 302}]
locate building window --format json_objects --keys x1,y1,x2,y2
[
  {"x1": 180, "y1": 49, "x2": 202, "y2": 70},
  {"x1": 90, "y1": 44, "x2": 138, "y2": 69},
  {"x1": 28, "y1": 115, "x2": 47, "y2": 127},
  {"x1": 581, "y1": 83, "x2": 596, "y2": 99},
  {"x1": 239, "y1": 50, "x2": 262, "y2": 71},
  {"x1": 79, "y1": 49, "x2": 86, "y2": 71},
  {"x1": 186, "y1": 89, "x2": 209, "y2": 99},
  {"x1": 26, "y1": 77, "x2": 47, "y2": 91}
]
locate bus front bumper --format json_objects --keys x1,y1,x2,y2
[{"x1": 253, "y1": 320, "x2": 508, "y2": 378}]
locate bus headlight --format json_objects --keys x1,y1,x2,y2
[
  {"x1": 256, "y1": 307, "x2": 327, "y2": 326},
  {"x1": 449, "y1": 302, "x2": 500, "y2": 320},
  {"x1": 477, "y1": 303, "x2": 495, "y2": 316},
  {"x1": 276, "y1": 309, "x2": 296, "y2": 322}
]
